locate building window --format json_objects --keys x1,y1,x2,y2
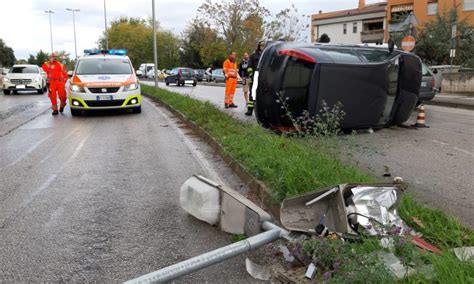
[
  {"x1": 353, "y1": 22, "x2": 357, "y2": 33},
  {"x1": 343, "y1": 23, "x2": 347, "y2": 34},
  {"x1": 464, "y1": 0, "x2": 474, "y2": 10},
  {"x1": 427, "y1": 2, "x2": 438, "y2": 15}
]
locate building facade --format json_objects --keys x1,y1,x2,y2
[
  {"x1": 386, "y1": 0, "x2": 474, "y2": 40},
  {"x1": 311, "y1": 0, "x2": 387, "y2": 44}
]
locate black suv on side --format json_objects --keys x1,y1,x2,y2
[{"x1": 254, "y1": 42, "x2": 422, "y2": 131}]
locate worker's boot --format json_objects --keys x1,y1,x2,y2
[
  {"x1": 224, "y1": 104, "x2": 230, "y2": 109},
  {"x1": 52, "y1": 110, "x2": 59, "y2": 115},
  {"x1": 229, "y1": 103, "x2": 238, "y2": 108}
]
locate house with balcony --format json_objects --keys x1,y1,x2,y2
[
  {"x1": 386, "y1": 0, "x2": 474, "y2": 41},
  {"x1": 311, "y1": 0, "x2": 387, "y2": 44}
]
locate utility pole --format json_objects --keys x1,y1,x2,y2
[
  {"x1": 45, "y1": 10, "x2": 54, "y2": 54},
  {"x1": 66, "y1": 8, "x2": 80, "y2": 60},
  {"x1": 104, "y1": 0, "x2": 108, "y2": 49},
  {"x1": 152, "y1": 0, "x2": 158, "y2": 88}
]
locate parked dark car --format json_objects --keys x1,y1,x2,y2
[
  {"x1": 419, "y1": 62, "x2": 436, "y2": 103},
  {"x1": 254, "y1": 42, "x2": 422, "y2": 131},
  {"x1": 165, "y1": 67, "x2": 197, "y2": 87},
  {"x1": 211, "y1": 68, "x2": 226, "y2": 83},
  {"x1": 194, "y1": 69, "x2": 205, "y2": 81}
]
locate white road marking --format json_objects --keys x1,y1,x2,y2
[
  {"x1": 146, "y1": 98, "x2": 231, "y2": 189},
  {"x1": 2, "y1": 133, "x2": 54, "y2": 170},
  {"x1": 432, "y1": 139, "x2": 473, "y2": 157}
]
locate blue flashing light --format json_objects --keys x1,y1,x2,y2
[
  {"x1": 83, "y1": 48, "x2": 127, "y2": 56},
  {"x1": 107, "y1": 49, "x2": 127, "y2": 56}
]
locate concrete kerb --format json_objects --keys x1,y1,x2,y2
[{"x1": 142, "y1": 91, "x2": 278, "y2": 218}]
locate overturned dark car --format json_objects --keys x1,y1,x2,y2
[{"x1": 254, "y1": 42, "x2": 422, "y2": 131}]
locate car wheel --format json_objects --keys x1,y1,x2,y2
[
  {"x1": 166, "y1": 81, "x2": 169, "y2": 86},
  {"x1": 71, "y1": 109, "x2": 81, "y2": 116},
  {"x1": 192, "y1": 82, "x2": 197, "y2": 87},
  {"x1": 132, "y1": 106, "x2": 142, "y2": 114},
  {"x1": 3, "y1": 89, "x2": 10, "y2": 95},
  {"x1": 37, "y1": 88, "x2": 44, "y2": 94}
]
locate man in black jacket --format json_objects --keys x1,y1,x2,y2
[
  {"x1": 238, "y1": 52, "x2": 250, "y2": 106},
  {"x1": 245, "y1": 40, "x2": 264, "y2": 116}
]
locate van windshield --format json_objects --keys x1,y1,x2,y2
[{"x1": 76, "y1": 58, "x2": 132, "y2": 75}]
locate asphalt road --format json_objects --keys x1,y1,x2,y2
[
  {"x1": 0, "y1": 90, "x2": 258, "y2": 282},
  {"x1": 145, "y1": 81, "x2": 474, "y2": 228}
]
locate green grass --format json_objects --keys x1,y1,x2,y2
[{"x1": 142, "y1": 84, "x2": 474, "y2": 282}]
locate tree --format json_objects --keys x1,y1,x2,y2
[
  {"x1": 98, "y1": 17, "x2": 181, "y2": 69},
  {"x1": 0, "y1": 39, "x2": 16, "y2": 67},
  {"x1": 317, "y1": 33, "x2": 330, "y2": 43},
  {"x1": 196, "y1": 0, "x2": 268, "y2": 57},
  {"x1": 265, "y1": 4, "x2": 309, "y2": 41},
  {"x1": 27, "y1": 50, "x2": 49, "y2": 66},
  {"x1": 415, "y1": 7, "x2": 474, "y2": 67},
  {"x1": 182, "y1": 19, "x2": 227, "y2": 68}
]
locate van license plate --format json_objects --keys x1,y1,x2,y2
[{"x1": 96, "y1": 95, "x2": 112, "y2": 101}]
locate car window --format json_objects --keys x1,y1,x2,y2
[
  {"x1": 356, "y1": 49, "x2": 392, "y2": 62},
  {"x1": 281, "y1": 59, "x2": 313, "y2": 119},
  {"x1": 421, "y1": 63, "x2": 432, "y2": 76},
  {"x1": 76, "y1": 58, "x2": 132, "y2": 75},
  {"x1": 320, "y1": 48, "x2": 363, "y2": 63},
  {"x1": 180, "y1": 69, "x2": 191, "y2": 75},
  {"x1": 10, "y1": 66, "x2": 39, "y2": 74},
  {"x1": 170, "y1": 68, "x2": 178, "y2": 75}
]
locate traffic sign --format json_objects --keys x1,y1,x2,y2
[{"x1": 401, "y1": 35, "x2": 416, "y2": 52}]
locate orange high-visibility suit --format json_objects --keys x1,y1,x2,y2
[
  {"x1": 42, "y1": 60, "x2": 67, "y2": 111},
  {"x1": 223, "y1": 59, "x2": 238, "y2": 106}
]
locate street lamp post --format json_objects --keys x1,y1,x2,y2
[
  {"x1": 66, "y1": 8, "x2": 80, "y2": 60},
  {"x1": 104, "y1": 0, "x2": 108, "y2": 49},
  {"x1": 152, "y1": 0, "x2": 158, "y2": 88},
  {"x1": 45, "y1": 10, "x2": 54, "y2": 54}
]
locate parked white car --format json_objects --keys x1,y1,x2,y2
[{"x1": 3, "y1": 64, "x2": 47, "y2": 95}]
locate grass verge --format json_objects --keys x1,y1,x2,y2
[{"x1": 142, "y1": 84, "x2": 473, "y2": 282}]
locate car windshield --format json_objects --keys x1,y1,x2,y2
[
  {"x1": 10, "y1": 66, "x2": 38, "y2": 74},
  {"x1": 76, "y1": 58, "x2": 132, "y2": 75}
]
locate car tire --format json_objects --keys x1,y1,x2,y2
[
  {"x1": 71, "y1": 109, "x2": 81, "y2": 116},
  {"x1": 132, "y1": 106, "x2": 142, "y2": 114},
  {"x1": 165, "y1": 81, "x2": 169, "y2": 86},
  {"x1": 37, "y1": 88, "x2": 44, "y2": 94},
  {"x1": 3, "y1": 89, "x2": 10, "y2": 95},
  {"x1": 192, "y1": 82, "x2": 197, "y2": 87}
]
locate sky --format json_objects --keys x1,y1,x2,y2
[{"x1": 0, "y1": 0, "x2": 384, "y2": 60}]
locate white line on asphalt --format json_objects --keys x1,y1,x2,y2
[
  {"x1": 2, "y1": 133, "x2": 54, "y2": 170},
  {"x1": 38, "y1": 127, "x2": 80, "y2": 165},
  {"x1": 432, "y1": 139, "x2": 473, "y2": 157},
  {"x1": 146, "y1": 98, "x2": 230, "y2": 188},
  {"x1": 454, "y1": 147, "x2": 474, "y2": 157}
]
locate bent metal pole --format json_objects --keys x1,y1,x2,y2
[{"x1": 125, "y1": 224, "x2": 285, "y2": 284}]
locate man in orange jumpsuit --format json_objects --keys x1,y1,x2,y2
[
  {"x1": 42, "y1": 53, "x2": 68, "y2": 115},
  {"x1": 223, "y1": 51, "x2": 238, "y2": 108}
]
